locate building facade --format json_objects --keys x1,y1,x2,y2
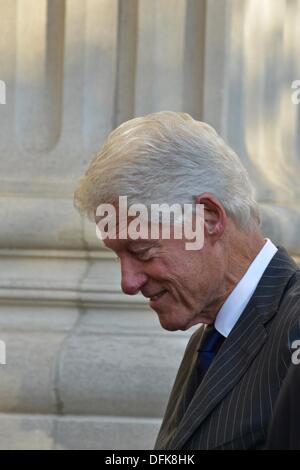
[{"x1": 0, "y1": 0, "x2": 299, "y2": 449}]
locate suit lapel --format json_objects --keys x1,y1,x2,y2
[
  {"x1": 168, "y1": 247, "x2": 298, "y2": 450},
  {"x1": 169, "y1": 302, "x2": 268, "y2": 449}
]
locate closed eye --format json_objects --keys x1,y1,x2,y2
[
  {"x1": 135, "y1": 250, "x2": 151, "y2": 261},
  {"x1": 131, "y1": 249, "x2": 153, "y2": 261}
]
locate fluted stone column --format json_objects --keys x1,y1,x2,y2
[
  {"x1": 0, "y1": 0, "x2": 299, "y2": 450},
  {"x1": 0, "y1": 0, "x2": 199, "y2": 450},
  {"x1": 204, "y1": 0, "x2": 300, "y2": 261}
]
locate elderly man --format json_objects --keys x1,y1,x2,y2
[{"x1": 74, "y1": 111, "x2": 300, "y2": 450}]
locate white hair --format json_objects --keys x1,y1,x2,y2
[{"x1": 74, "y1": 111, "x2": 260, "y2": 230}]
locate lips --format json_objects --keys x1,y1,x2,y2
[{"x1": 149, "y1": 290, "x2": 167, "y2": 302}]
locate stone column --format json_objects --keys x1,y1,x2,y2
[
  {"x1": 0, "y1": 0, "x2": 198, "y2": 450},
  {"x1": 204, "y1": 0, "x2": 300, "y2": 261}
]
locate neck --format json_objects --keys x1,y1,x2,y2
[
  {"x1": 204, "y1": 228, "x2": 266, "y2": 324},
  {"x1": 227, "y1": 228, "x2": 265, "y2": 280}
]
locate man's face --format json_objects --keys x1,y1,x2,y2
[{"x1": 104, "y1": 232, "x2": 224, "y2": 331}]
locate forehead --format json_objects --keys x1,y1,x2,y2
[
  {"x1": 103, "y1": 238, "x2": 197, "y2": 261},
  {"x1": 103, "y1": 234, "x2": 190, "y2": 259},
  {"x1": 103, "y1": 237, "x2": 159, "y2": 252}
]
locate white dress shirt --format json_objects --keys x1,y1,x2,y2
[{"x1": 215, "y1": 238, "x2": 278, "y2": 338}]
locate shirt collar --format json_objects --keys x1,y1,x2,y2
[{"x1": 215, "y1": 238, "x2": 278, "y2": 338}]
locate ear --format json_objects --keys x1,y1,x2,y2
[{"x1": 194, "y1": 192, "x2": 227, "y2": 240}]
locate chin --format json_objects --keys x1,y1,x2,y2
[
  {"x1": 154, "y1": 306, "x2": 203, "y2": 332},
  {"x1": 155, "y1": 311, "x2": 191, "y2": 332}
]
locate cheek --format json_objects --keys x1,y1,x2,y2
[
  {"x1": 178, "y1": 263, "x2": 211, "y2": 297},
  {"x1": 146, "y1": 263, "x2": 170, "y2": 282},
  {"x1": 166, "y1": 271, "x2": 195, "y2": 296},
  {"x1": 147, "y1": 256, "x2": 174, "y2": 278}
]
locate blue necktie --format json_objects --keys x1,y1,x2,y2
[{"x1": 196, "y1": 325, "x2": 225, "y2": 384}]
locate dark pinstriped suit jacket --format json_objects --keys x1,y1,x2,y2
[{"x1": 154, "y1": 247, "x2": 300, "y2": 450}]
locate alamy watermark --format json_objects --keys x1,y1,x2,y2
[
  {"x1": 291, "y1": 340, "x2": 300, "y2": 365},
  {"x1": 291, "y1": 80, "x2": 300, "y2": 104},
  {"x1": 95, "y1": 196, "x2": 205, "y2": 250},
  {"x1": 0, "y1": 80, "x2": 6, "y2": 104},
  {"x1": 0, "y1": 340, "x2": 6, "y2": 365}
]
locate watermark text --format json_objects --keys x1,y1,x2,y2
[
  {"x1": 0, "y1": 80, "x2": 6, "y2": 104},
  {"x1": 291, "y1": 80, "x2": 300, "y2": 104},
  {"x1": 0, "y1": 340, "x2": 6, "y2": 365},
  {"x1": 95, "y1": 196, "x2": 205, "y2": 250},
  {"x1": 292, "y1": 339, "x2": 300, "y2": 365}
]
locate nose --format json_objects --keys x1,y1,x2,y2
[{"x1": 120, "y1": 256, "x2": 148, "y2": 295}]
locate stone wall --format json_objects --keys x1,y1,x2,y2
[{"x1": 0, "y1": 0, "x2": 299, "y2": 449}]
